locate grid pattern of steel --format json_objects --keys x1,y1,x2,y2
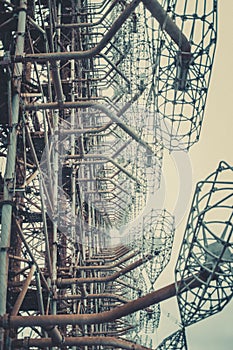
[
  {"x1": 0, "y1": 1, "x2": 231, "y2": 350},
  {"x1": 175, "y1": 161, "x2": 233, "y2": 326}
]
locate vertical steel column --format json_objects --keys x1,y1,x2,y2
[
  {"x1": 51, "y1": 110, "x2": 59, "y2": 316},
  {"x1": 70, "y1": 23, "x2": 78, "y2": 349},
  {"x1": 50, "y1": 2, "x2": 61, "y2": 332},
  {"x1": 0, "y1": 1, "x2": 27, "y2": 348}
]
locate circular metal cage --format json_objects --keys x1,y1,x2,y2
[{"x1": 175, "y1": 161, "x2": 233, "y2": 326}]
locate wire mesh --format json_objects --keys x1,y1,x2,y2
[
  {"x1": 156, "y1": 328, "x2": 188, "y2": 350},
  {"x1": 154, "y1": 0, "x2": 217, "y2": 150},
  {"x1": 124, "y1": 209, "x2": 175, "y2": 286},
  {"x1": 175, "y1": 161, "x2": 233, "y2": 326}
]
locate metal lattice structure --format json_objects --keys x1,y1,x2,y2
[
  {"x1": 0, "y1": 1, "x2": 231, "y2": 350},
  {"x1": 155, "y1": 0, "x2": 217, "y2": 151},
  {"x1": 124, "y1": 209, "x2": 175, "y2": 287},
  {"x1": 156, "y1": 329, "x2": 187, "y2": 350},
  {"x1": 175, "y1": 161, "x2": 233, "y2": 326}
]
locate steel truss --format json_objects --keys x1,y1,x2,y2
[{"x1": 0, "y1": 1, "x2": 231, "y2": 350}]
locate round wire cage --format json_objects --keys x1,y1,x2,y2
[
  {"x1": 140, "y1": 302, "x2": 161, "y2": 333},
  {"x1": 154, "y1": 0, "x2": 217, "y2": 151},
  {"x1": 156, "y1": 328, "x2": 188, "y2": 350},
  {"x1": 141, "y1": 209, "x2": 175, "y2": 286},
  {"x1": 175, "y1": 161, "x2": 233, "y2": 326}
]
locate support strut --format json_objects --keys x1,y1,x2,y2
[{"x1": 0, "y1": 272, "x2": 211, "y2": 329}]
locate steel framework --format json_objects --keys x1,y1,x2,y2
[
  {"x1": 0, "y1": 1, "x2": 231, "y2": 350},
  {"x1": 175, "y1": 161, "x2": 233, "y2": 326}
]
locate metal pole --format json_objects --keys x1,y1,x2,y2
[
  {"x1": 57, "y1": 254, "x2": 154, "y2": 286},
  {"x1": 51, "y1": 110, "x2": 59, "y2": 316},
  {"x1": 1, "y1": 273, "x2": 210, "y2": 328},
  {"x1": 0, "y1": 0, "x2": 192, "y2": 65},
  {"x1": 25, "y1": 124, "x2": 53, "y2": 277},
  {"x1": 70, "y1": 30, "x2": 78, "y2": 339},
  {"x1": 24, "y1": 101, "x2": 154, "y2": 153},
  {"x1": 63, "y1": 154, "x2": 143, "y2": 186},
  {"x1": 85, "y1": 246, "x2": 130, "y2": 262},
  {"x1": 59, "y1": 251, "x2": 138, "y2": 271},
  {"x1": 12, "y1": 336, "x2": 151, "y2": 350},
  {"x1": 0, "y1": 1, "x2": 27, "y2": 348},
  {"x1": 7, "y1": 254, "x2": 153, "y2": 289},
  {"x1": 12, "y1": 0, "x2": 141, "y2": 63},
  {"x1": 14, "y1": 220, "x2": 50, "y2": 291},
  {"x1": 142, "y1": 0, "x2": 191, "y2": 53},
  {"x1": 58, "y1": 293, "x2": 129, "y2": 304},
  {"x1": 11, "y1": 265, "x2": 36, "y2": 316}
]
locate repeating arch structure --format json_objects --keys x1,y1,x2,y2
[{"x1": 0, "y1": 1, "x2": 230, "y2": 350}]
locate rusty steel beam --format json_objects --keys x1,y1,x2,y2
[
  {"x1": 10, "y1": 0, "x2": 141, "y2": 63},
  {"x1": 50, "y1": 61, "x2": 64, "y2": 103},
  {"x1": 24, "y1": 101, "x2": 154, "y2": 154},
  {"x1": 8, "y1": 255, "x2": 30, "y2": 264},
  {"x1": 7, "y1": 251, "x2": 143, "y2": 289},
  {"x1": 60, "y1": 121, "x2": 113, "y2": 137},
  {"x1": 94, "y1": 245, "x2": 129, "y2": 256},
  {"x1": 53, "y1": 0, "x2": 120, "y2": 29},
  {"x1": 0, "y1": 272, "x2": 210, "y2": 329},
  {"x1": 85, "y1": 246, "x2": 131, "y2": 263},
  {"x1": 12, "y1": 336, "x2": 151, "y2": 349},
  {"x1": 91, "y1": 326, "x2": 135, "y2": 336},
  {"x1": 11, "y1": 265, "x2": 36, "y2": 316},
  {"x1": 5, "y1": 254, "x2": 149, "y2": 289},
  {"x1": 43, "y1": 326, "x2": 63, "y2": 346},
  {"x1": 57, "y1": 254, "x2": 153, "y2": 286},
  {"x1": 14, "y1": 219, "x2": 50, "y2": 292},
  {"x1": 57, "y1": 293, "x2": 129, "y2": 304},
  {"x1": 0, "y1": 2, "x2": 27, "y2": 348},
  {"x1": 59, "y1": 251, "x2": 138, "y2": 271},
  {"x1": 0, "y1": 0, "x2": 191, "y2": 66}
]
